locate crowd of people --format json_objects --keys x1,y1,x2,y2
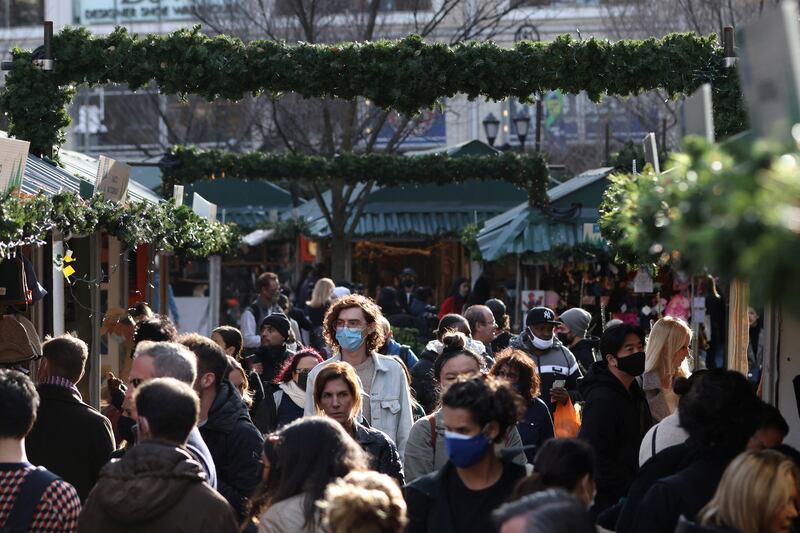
[{"x1": 0, "y1": 268, "x2": 797, "y2": 533}]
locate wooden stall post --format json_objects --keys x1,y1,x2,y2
[{"x1": 727, "y1": 278, "x2": 750, "y2": 374}]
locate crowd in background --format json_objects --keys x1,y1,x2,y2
[{"x1": 0, "y1": 266, "x2": 796, "y2": 533}]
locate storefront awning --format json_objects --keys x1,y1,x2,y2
[
  {"x1": 59, "y1": 150, "x2": 162, "y2": 203},
  {"x1": 476, "y1": 167, "x2": 614, "y2": 261}
]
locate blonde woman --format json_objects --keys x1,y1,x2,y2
[
  {"x1": 640, "y1": 316, "x2": 692, "y2": 421},
  {"x1": 686, "y1": 450, "x2": 799, "y2": 533}
]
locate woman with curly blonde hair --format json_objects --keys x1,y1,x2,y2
[
  {"x1": 641, "y1": 316, "x2": 692, "y2": 421},
  {"x1": 320, "y1": 471, "x2": 407, "y2": 533}
]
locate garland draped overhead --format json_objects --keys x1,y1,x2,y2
[
  {"x1": 0, "y1": 26, "x2": 746, "y2": 155},
  {"x1": 599, "y1": 137, "x2": 800, "y2": 314},
  {"x1": 160, "y1": 147, "x2": 551, "y2": 207},
  {"x1": 0, "y1": 192, "x2": 240, "y2": 260}
]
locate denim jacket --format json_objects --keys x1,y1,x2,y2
[{"x1": 304, "y1": 352, "x2": 414, "y2": 459}]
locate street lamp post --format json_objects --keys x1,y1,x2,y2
[
  {"x1": 513, "y1": 112, "x2": 531, "y2": 151},
  {"x1": 482, "y1": 113, "x2": 500, "y2": 147}
]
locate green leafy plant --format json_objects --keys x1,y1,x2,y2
[
  {"x1": 0, "y1": 27, "x2": 746, "y2": 155},
  {"x1": 0, "y1": 192, "x2": 240, "y2": 260},
  {"x1": 600, "y1": 136, "x2": 800, "y2": 314}
]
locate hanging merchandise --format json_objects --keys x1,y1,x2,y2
[
  {"x1": 0, "y1": 315, "x2": 41, "y2": 363},
  {"x1": 0, "y1": 256, "x2": 29, "y2": 306},
  {"x1": 19, "y1": 253, "x2": 46, "y2": 302}
]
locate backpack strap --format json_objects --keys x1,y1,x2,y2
[
  {"x1": 651, "y1": 424, "x2": 660, "y2": 457},
  {"x1": 4, "y1": 467, "x2": 60, "y2": 532},
  {"x1": 428, "y1": 413, "x2": 437, "y2": 453}
]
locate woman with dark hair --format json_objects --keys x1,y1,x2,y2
[
  {"x1": 616, "y1": 369, "x2": 763, "y2": 533},
  {"x1": 437, "y1": 277, "x2": 469, "y2": 320},
  {"x1": 490, "y1": 348, "x2": 554, "y2": 462},
  {"x1": 404, "y1": 332, "x2": 526, "y2": 483},
  {"x1": 212, "y1": 325, "x2": 245, "y2": 359},
  {"x1": 404, "y1": 375, "x2": 527, "y2": 533},
  {"x1": 250, "y1": 417, "x2": 368, "y2": 533},
  {"x1": 411, "y1": 314, "x2": 485, "y2": 414},
  {"x1": 512, "y1": 438, "x2": 597, "y2": 508},
  {"x1": 273, "y1": 348, "x2": 324, "y2": 429}
]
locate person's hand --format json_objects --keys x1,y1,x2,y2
[
  {"x1": 550, "y1": 387, "x2": 570, "y2": 405},
  {"x1": 106, "y1": 371, "x2": 124, "y2": 393},
  {"x1": 251, "y1": 362, "x2": 264, "y2": 375}
]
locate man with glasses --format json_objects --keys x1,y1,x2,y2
[
  {"x1": 464, "y1": 304, "x2": 498, "y2": 362},
  {"x1": 120, "y1": 341, "x2": 217, "y2": 489},
  {"x1": 302, "y1": 294, "x2": 414, "y2": 458}
]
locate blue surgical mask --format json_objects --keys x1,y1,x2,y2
[
  {"x1": 444, "y1": 429, "x2": 492, "y2": 468},
  {"x1": 336, "y1": 327, "x2": 365, "y2": 352}
]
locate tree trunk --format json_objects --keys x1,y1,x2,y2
[{"x1": 330, "y1": 230, "x2": 350, "y2": 282}]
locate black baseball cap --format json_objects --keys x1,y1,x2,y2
[{"x1": 526, "y1": 307, "x2": 562, "y2": 327}]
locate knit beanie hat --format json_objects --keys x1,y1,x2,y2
[
  {"x1": 559, "y1": 308, "x2": 592, "y2": 338},
  {"x1": 260, "y1": 313, "x2": 291, "y2": 340}
]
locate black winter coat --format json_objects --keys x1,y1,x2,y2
[
  {"x1": 26, "y1": 384, "x2": 115, "y2": 502},
  {"x1": 253, "y1": 345, "x2": 294, "y2": 384},
  {"x1": 615, "y1": 440, "x2": 696, "y2": 532},
  {"x1": 404, "y1": 460, "x2": 526, "y2": 533},
  {"x1": 354, "y1": 422, "x2": 404, "y2": 484},
  {"x1": 410, "y1": 349, "x2": 438, "y2": 414},
  {"x1": 578, "y1": 361, "x2": 653, "y2": 514},
  {"x1": 200, "y1": 381, "x2": 265, "y2": 519},
  {"x1": 571, "y1": 336, "x2": 600, "y2": 374},
  {"x1": 674, "y1": 516, "x2": 739, "y2": 533},
  {"x1": 518, "y1": 397, "x2": 554, "y2": 462},
  {"x1": 621, "y1": 446, "x2": 740, "y2": 533}
]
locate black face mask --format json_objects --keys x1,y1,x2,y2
[
  {"x1": 296, "y1": 371, "x2": 310, "y2": 391},
  {"x1": 118, "y1": 415, "x2": 137, "y2": 445},
  {"x1": 614, "y1": 351, "x2": 646, "y2": 377},
  {"x1": 557, "y1": 332, "x2": 574, "y2": 345}
]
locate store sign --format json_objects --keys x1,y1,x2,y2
[
  {"x1": 95, "y1": 156, "x2": 130, "y2": 203},
  {"x1": 77, "y1": 0, "x2": 228, "y2": 24}
]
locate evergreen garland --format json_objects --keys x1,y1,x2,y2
[
  {"x1": 161, "y1": 146, "x2": 551, "y2": 207},
  {"x1": 0, "y1": 192, "x2": 240, "y2": 260},
  {"x1": 0, "y1": 26, "x2": 746, "y2": 155},
  {"x1": 599, "y1": 137, "x2": 800, "y2": 314}
]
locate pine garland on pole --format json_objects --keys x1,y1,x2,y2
[{"x1": 0, "y1": 26, "x2": 746, "y2": 156}]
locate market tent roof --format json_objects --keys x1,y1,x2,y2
[
  {"x1": 294, "y1": 179, "x2": 527, "y2": 239},
  {"x1": 59, "y1": 150, "x2": 162, "y2": 203},
  {"x1": 288, "y1": 140, "x2": 527, "y2": 239},
  {"x1": 476, "y1": 167, "x2": 614, "y2": 261},
  {"x1": 178, "y1": 178, "x2": 294, "y2": 227}
]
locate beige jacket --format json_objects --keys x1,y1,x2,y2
[{"x1": 258, "y1": 494, "x2": 323, "y2": 533}]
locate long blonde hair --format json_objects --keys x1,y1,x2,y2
[
  {"x1": 644, "y1": 316, "x2": 692, "y2": 387},
  {"x1": 307, "y1": 277, "x2": 335, "y2": 309},
  {"x1": 700, "y1": 450, "x2": 799, "y2": 533}
]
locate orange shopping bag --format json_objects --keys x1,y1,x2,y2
[{"x1": 553, "y1": 397, "x2": 581, "y2": 438}]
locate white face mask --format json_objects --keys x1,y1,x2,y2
[{"x1": 532, "y1": 335, "x2": 553, "y2": 350}]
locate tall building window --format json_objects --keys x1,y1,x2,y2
[{"x1": 0, "y1": 0, "x2": 44, "y2": 28}]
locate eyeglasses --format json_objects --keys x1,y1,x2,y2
[
  {"x1": 128, "y1": 377, "x2": 144, "y2": 388},
  {"x1": 335, "y1": 319, "x2": 365, "y2": 329},
  {"x1": 478, "y1": 320, "x2": 498, "y2": 328}
]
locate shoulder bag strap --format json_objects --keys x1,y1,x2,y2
[
  {"x1": 5, "y1": 467, "x2": 61, "y2": 532},
  {"x1": 428, "y1": 413, "x2": 437, "y2": 453}
]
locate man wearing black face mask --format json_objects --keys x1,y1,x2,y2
[
  {"x1": 399, "y1": 267, "x2": 417, "y2": 314},
  {"x1": 578, "y1": 323, "x2": 653, "y2": 515}
]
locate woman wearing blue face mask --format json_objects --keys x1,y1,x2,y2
[
  {"x1": 404, "y1": 375, "x2": 527, "y2": 533},
  {"x1": 490, "y1": 348, "x2": 554, "y2": 463}
]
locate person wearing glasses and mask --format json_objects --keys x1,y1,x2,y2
[
  {"x1": 509, "y1": 307, "x2": 582, "y2": 413},
  {"x1": 272, "y1": 348, "x2": 324, "y2": 430},
  {"x1": 303, "y1": 294, "x2": 414, "y2": 459},
  {"x1": 578, "y1": 323, "x2": 653, "y2": 515}
]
